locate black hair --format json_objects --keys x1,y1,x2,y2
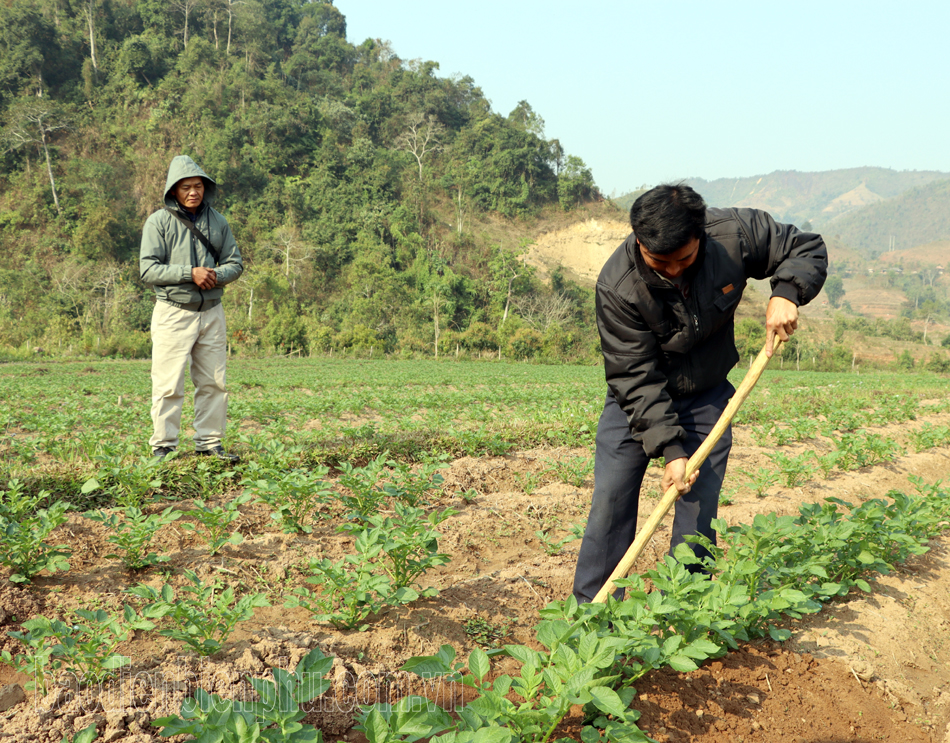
[{"x1": 629, "y1": 183, "x2": 706, "y2": 255}]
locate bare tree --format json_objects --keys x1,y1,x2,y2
[
  {"x1": 83, "y1": 0, "x2": 100, "y2": 77},
  {"x1": 170, "y1": 0, "x2": 203, "y2": 49},
  {"x1": 90, "y1": 262, "x2": 136, "y2": 334},
  {"x1": 454, "y1": 184, "x2": 466, "y2": 234},
  {"x1": 4, "y1": 101, "x2": 70, "y2": 214},
  {"x1": 432, "y1": 290, "x2": 443, "y2": 360},
  {"x1": 270, "y1": 226, "x2": 314, "y2": 294},
  {"x1": 212, "y1": 0, "x2": 245, "y2": 54},
  {"x1": 53, "y1": 260, "x2": 92, "y2": 332},
  {"x1": 396, "y1": 113, "x2": 445, "y2": 181},
  {"x1": 514, "y1": 292, "x2": 575, "y2": 330},
  {"x1": 921, "y1": 264, "x2": 941, "y2": 289}
]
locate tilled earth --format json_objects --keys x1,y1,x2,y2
[{"x1": 1, "y1": 411, "x2": 950, "y2": 742}]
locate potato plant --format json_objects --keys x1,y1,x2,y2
[
  {"x1": 244, "y1": 466, "x2": 335, "y2": 533},
  {"x1": 180, "y1": 492, "x2": 252, "y2": 554},
  {"x1": 84, "y1": 506, "x2": 182, "y2": 570},
  {"x1": 0, "y1": 484, "x2": 71, "y2": 583},
  {"x1": 154, "y1": 648, "x2": 333, "y2": 741},
  {"x1": 128, "y1": 570, "x2": 270, "y2": 656},
  {"x1": 1, "y1": 605, "x2": 155, "y2": 691}
]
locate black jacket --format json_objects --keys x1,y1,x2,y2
[{"x1": 596, "y1": 207, "x2": 827, "y2": 462}]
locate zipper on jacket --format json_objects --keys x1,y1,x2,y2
[{"x1": 188, "y1": 227, "x2": 205, "y2": 312}]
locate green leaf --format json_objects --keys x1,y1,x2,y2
[
  {"x1": 769, "y1": 627, "x2": 792, "y2": 642},
  {"x1": 362, "y1": 707, "x2": 390, "y2": 743},
  {"x1": 390, "y1": 696, "x2": 453, "y2": 740},
  {"x1": 401, "y1": 655, "x2": 453, "y2": 678},
  {"x1": 101, "y1": 654, "x2": 131, "y2": 670},
  {"x1": 66, "y1": 723, "x2": 99, "y2": 743},
  {"x1": 667, "y1": 654, "x2": 700, "y2": 673},
  {"x1": 581, "y1": 727, "x2": 603, "y2": 743},
  {"x1": 535, "y1": 620, "x2": 567, "y2": 651},
  {"x1": 471, "y1": 727, "x2": 515, "y2": 743},
  {"x1": 468, "y1": 648, "x2": 490, "y2": 682},
  {"x1": 503, "y1": 644, "x2": 537, "y2": 666},
  {"x1": 80, "y1": 479, "x2": 100, "y2": 494},
  {"x1": 589, "y1": 686, "x2": 628, "y2": 717}
]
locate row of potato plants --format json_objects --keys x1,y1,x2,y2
[
  {"x1": 31, "y1": 476, "x2": 950, "y2": 743},
  {"x1": 0, "y1": 455, "x2": 458, "y2": 696},
  {"x1": 142, "y1": 477, "x2": 950, "y2": 743},
  {"x1": 4, "y1": 362, "x2": 949, "y2": 499}
]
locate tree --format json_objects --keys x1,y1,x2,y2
[
  {"x1": 269, "y1": 225, "x2": 314, "y2": 293},
  {"x1": 0, "y1": 1, "x2": 63, "y2": 101},
  {"x1": 213, "y1": 0, "x2": 245, "y2": 54},
  {"x1": 557, "y1": 155, "x2": 596, "y2": 210},
  {"x1": 507, "y1": 100, "x2": 544, "y2": 137},
  {"x1": 4, "y1": 100, "x2": 70, "y2": 214},
  {"x1": 81, "y1": 0, "x2": 101, "y2": 83},
  {"x1": 823, "y1": 274, "x2": 845, "y2": 308},
  {"x1": 170, "y1": 0, "x2": 203, "y2": 49},
  {"x1": 396, "y1": 112, "x2": 444, "y2": 182},
  {"x1": 514, "y1": 292, "x2": 574, "y2": 331},
  {"x1": 920, "y1": 264, "x2": 941, "y2": 289},
  {"x1": 488, "y1": 242, "x2": 534, "y2": 327}
]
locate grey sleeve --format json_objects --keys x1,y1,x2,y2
[
  {"x1": 139, "y1": 214, "x2": 191, "y2": 286},
  {"x1": 213, "y1": 219, "x2": 243, "y2": 286}
]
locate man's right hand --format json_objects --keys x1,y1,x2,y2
[{"x1": 191, "y1": 267, "x2": 217, "y2": 290}]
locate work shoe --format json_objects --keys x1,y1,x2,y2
[
  {"x1": 152, "y1": 446, "x2": 176, "y2": 461},
  {"x1": 196, "y1": 446, "x2": 240, "y2": 463}
]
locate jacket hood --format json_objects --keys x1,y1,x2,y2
[{"x1": 163, "y1": 155, "x2": 217, "y2": 208}]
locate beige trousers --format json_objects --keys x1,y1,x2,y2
[{"x1": 149, "y1": 301, "x2": 228, "y2": 451}]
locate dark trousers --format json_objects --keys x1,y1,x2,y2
[{"x1": 572, "y1": 380, "x2": 734, "y2": 603}]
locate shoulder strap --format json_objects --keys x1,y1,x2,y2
[{"x1": 164, "y1": 207, "x2": 221, "y2": 265}]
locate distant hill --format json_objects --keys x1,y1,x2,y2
[
  {"x1": 682, "y1": 168, "x2": 949, "y2": 227},
  {"x1": 822, "y1": 180, "x2": 950, "y2": 258},
  {"x1": 876, "y1": 239, "x2": 950, "y2": 268},
  {"x1": 612, "y1": 168, "x2": 950, "y2": 258}
]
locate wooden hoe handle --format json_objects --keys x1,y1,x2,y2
[{"x1": 591, "y1": 338, "x2": 783, "y2": 603}]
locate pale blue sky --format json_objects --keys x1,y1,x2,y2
[{"x1": 336, "y1": 1, "x2": 950, "y2": 196}]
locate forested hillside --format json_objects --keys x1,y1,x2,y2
[
  {"x1": 823, "y1": 179, "x2": 950, "y2": 257},
  {"x1": 0, "y1": 0, "x2": 605, "y2": 361}
]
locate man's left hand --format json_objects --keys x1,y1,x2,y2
[
  {"x1": 662, "y1": 457, "x2": 697, "y2": 498},
  {"x1": 765, "y1": 296, "x2": 799, "y2": 357}
]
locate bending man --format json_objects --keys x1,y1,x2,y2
[{"x1": 573, "y1": 183, "x2": 827, "y2": 602}]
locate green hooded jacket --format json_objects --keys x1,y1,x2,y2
[{"x1": 139, "y1": 155, "x2": 243, "y2": 310}]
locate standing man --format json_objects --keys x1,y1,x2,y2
[
  {"x1": 573, "y1": 184, "x2": 827, "y2": 603},
  {"x1": 140, "y1": 155, "x2": 243, "y2": 461}
]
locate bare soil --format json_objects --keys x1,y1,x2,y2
[{"x1": 2, "y1": 411, "x2": 950, "y2": 742}]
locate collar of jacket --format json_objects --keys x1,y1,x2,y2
[
  {"x1": 627, "y1": 233, "x2": 708, "y2": 289},
  {"x1": 167, "y1": 200, "x2": 206, "y2": 221}
]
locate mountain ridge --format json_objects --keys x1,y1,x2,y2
[{"x1": 613, "y1": 167, "x2": 950, "y2": 258}]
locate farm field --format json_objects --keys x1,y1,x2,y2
[{"x1": 1, "y1": 358, "x2": 950, "y2": 743}]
